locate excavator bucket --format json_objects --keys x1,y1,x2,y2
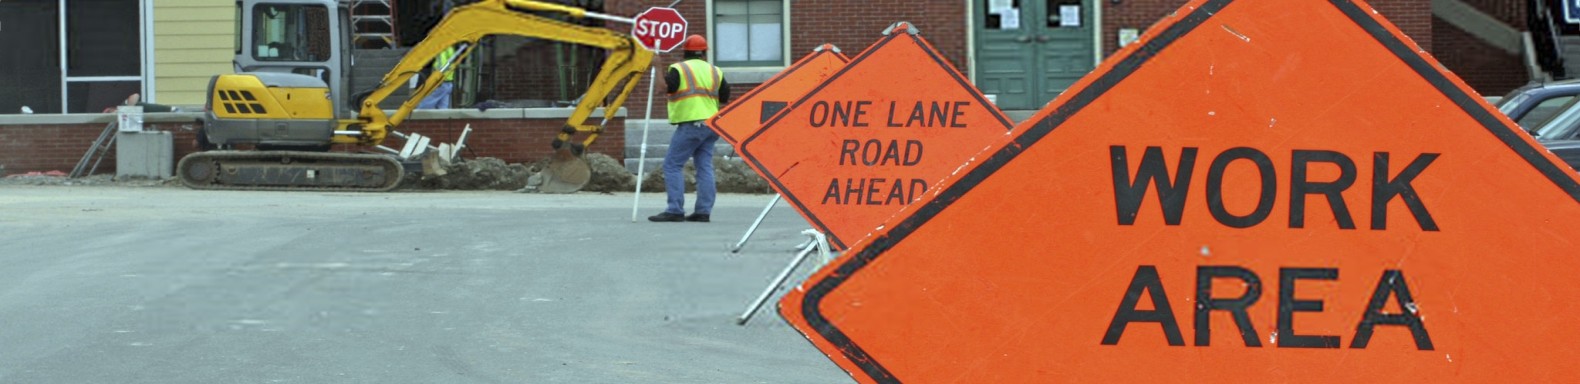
[{"x1": 529, "y1": 148, "x2": 592, "y2": 193}]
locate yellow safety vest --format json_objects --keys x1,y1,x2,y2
[
  {"x1": 667, "y1": 59, "x2": 723, "y2": 124},
  {"x1": 433, "y1": 47, "x2": 457, "y2": 82}
]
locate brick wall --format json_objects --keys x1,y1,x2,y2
[
  {"x1": 789, "y1": 0, "x2": 969, "y2": 71},
  {"x1": 1370, "y1": 0, "x2": 1435, "y2": 51},
  {"x1": 1101, "y1": 0, "x2": 1182, "y2": 57},
  {"x1": 0, "y1": 117, "x2": 623, "y2": 176},
  {"x1": 1434, "y1": 16, "x2": 1528, "y2": 96},
  {"x1": 0, "y1": 122, "x2": 199, "y2": 175},
  {"x1": 1432, "y1": 2, "x2": 1530, "y2": 96}
]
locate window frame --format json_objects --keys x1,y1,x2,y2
[
  {"x1": 705, "y1": 0, "x2": 791, "y2": 70},
  {"x1": 56, "y1": 0, "x2": 155, "y2": 112}
]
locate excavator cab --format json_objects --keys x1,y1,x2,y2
[
  {"x1": 200, "y1": 0, "x2": 350, "y2": 152},
  {"x1": 234, "y1": 0, "x2": 353, "y2": 114}
]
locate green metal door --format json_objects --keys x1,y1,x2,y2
[
  {"x1": 1035, "y1": 0, "x2": 1095, "y2": 104},
  {"x1": 973, "y1": 0, "x2": 1095, "y2": 110}
]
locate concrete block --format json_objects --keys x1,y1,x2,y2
[{"x1": 116, "y1": 131, "x2": 173, "y2": 179}]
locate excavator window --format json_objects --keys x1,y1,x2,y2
[{"x1": 252, "y1": 4, "x2": 331, "y2": 62}]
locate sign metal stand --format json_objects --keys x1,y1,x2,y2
[
  {"x1": 730, "y1": 194, "x2": 783, "y2": 252},
  {"x1": 737, "y1": 228, "x2": 832, "y2": 325}
]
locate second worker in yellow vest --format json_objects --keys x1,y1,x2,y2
[
  {"x1": 649, "y1": 34, "x2": 732, "y2": 223},
  {"x1": 418, "y1": 45, "x2": 459, "y2": 109}
]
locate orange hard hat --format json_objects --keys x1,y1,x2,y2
[{"x1": 683, "y1": 34, "x2": 708, "y2": 52}]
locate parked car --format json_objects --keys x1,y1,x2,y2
[
  {"x1": 1495, "y1": 81, "x2": 1580, "y2": 172},
  {"x1": 1537, "y1": 139, "x2": 1580, "y2": 171},
  {"x1": 1530, "y1": 102, "x2": 1580, "y2": 141},
  {"x1": 1497, "y1": 79, "x2": 1580, "y2": 132}
]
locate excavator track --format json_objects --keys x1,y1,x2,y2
[{"x1": 178, "y1": 151, "x2": 405, "y2": 192}]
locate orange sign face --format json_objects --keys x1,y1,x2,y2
[
  {"x1": 781, "y1": 0, "x2": 1580, "y2": 382},
  {"x1": 709, "y1": 45, "x2": 849, "y2": 145},
  {"x1": 738, "y1": 27, "x2": 1013, "y2": 250}
]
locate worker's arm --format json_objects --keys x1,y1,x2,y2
[
  {"x1": 665, "y1": 67, "x2": 681, "y2": 94},
  {"x1": 718, "y1": 77, "x2": 731, "y2": 106}
]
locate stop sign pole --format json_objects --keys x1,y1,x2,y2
[{"x1": 631, "y1": 7, "x2": 688, "y2": 221}]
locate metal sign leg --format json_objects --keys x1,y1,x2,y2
[
  {"x1": 737, "y1": 241, "x2": 816, "y2": 325},
  {"x1": 731, "y1": 194, "x2": 783, "y2": 253},
  {"x1": 736, "y1": 229, "x2": 834, "y2": 326}
]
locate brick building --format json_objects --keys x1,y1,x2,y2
[
  {"x1": 0, "y1": 0, "x2": 1548, "y2": 115},
  {"x1": 475, "y1": 0, "x2": 1534, "y2": 119},
  {"x1": 0, "y1": 0, "x2": 1557, "y2": 176}
]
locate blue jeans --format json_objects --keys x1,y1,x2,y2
[
  {"x1": 664, "y1": 121, "x2": 719, "y2": 215},
  {"x1": 417, "y1": 82, "x2": 452, "y2": 109}
]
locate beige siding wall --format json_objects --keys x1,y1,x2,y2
[{"x1": 153, "y1": 1, "x2": 234, "y2": 106}]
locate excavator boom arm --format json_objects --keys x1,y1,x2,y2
[{"x1": 345, "y1": 0, "x2": 655, "y2": 148}]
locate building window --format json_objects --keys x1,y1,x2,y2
[
  {"x1": 65, "y1": 0, "x2": 145, "y2": 113},
  {"x1": 712, "y1": 0, "x2": 784, "y2": 67},
  {"x1": 0, "y1": 0, "x2": 148, "y2": 114}
]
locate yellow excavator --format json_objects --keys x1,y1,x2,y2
[{"x1": 180, "y1": 0, "x2": 653, "y2": 192}]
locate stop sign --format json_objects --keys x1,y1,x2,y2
[{"x1": 631, "y1": 7, "x2": 688, "y2": 52}]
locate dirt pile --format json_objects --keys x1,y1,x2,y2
[
  {"x1": 416, "y1": 153, "x2": 634, "y2": 193},
  {"x1": 581, "y1": 153, "x2": 635, "y2": 192},
  {"x1": 639, "y1": 157, "x2": 771, "y2": 194},
  {"x1": 516, "y1": 153, "x2": 775, "y2": 194},
  {"x1": 715, "y1": 158, "x2": 772, "y2": 193},
  {"x1": 413, "y1": 157, "x2": 531, "y2": 190}
]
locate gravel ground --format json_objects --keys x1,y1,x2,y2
[
  {"x1": 3, "y1": 152, "x2": 770, "y2": 194},
  {"x1": 0, "y1": 174, "x2": 178, "y2": 188}
]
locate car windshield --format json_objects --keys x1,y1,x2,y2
[
  {"x1": 1514, "y1": 94, "x2": 1580, "y2": 129},
  {"x1": 1531, "y1": 99, "x2": 1580, "y2": 140}
]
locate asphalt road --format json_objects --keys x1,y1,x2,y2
[{"x1": 0, "y1": 186, "x2": 849, "y2": 383}]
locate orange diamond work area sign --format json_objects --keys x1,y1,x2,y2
[
  {"x1": 709, "y1": 44, "x2": 849, "y2": 145},
  {"x1": 780, "y1": 0, "x2": 1580, "y2": 382},
  {"x1": 739, "y1": 25, "x2": 1013, "y2": 250}
]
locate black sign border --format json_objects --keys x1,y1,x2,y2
[
  {"x1": 797, "y1": 0, "x2": 1580, "y2": 382},
  {"x1": 739, "y1": 32, "x2": 1015, "y2": 251}
]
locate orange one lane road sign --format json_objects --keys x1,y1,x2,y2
[{"x1": 739, "y1": 24, "x2": 1013, "y2": 250}]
